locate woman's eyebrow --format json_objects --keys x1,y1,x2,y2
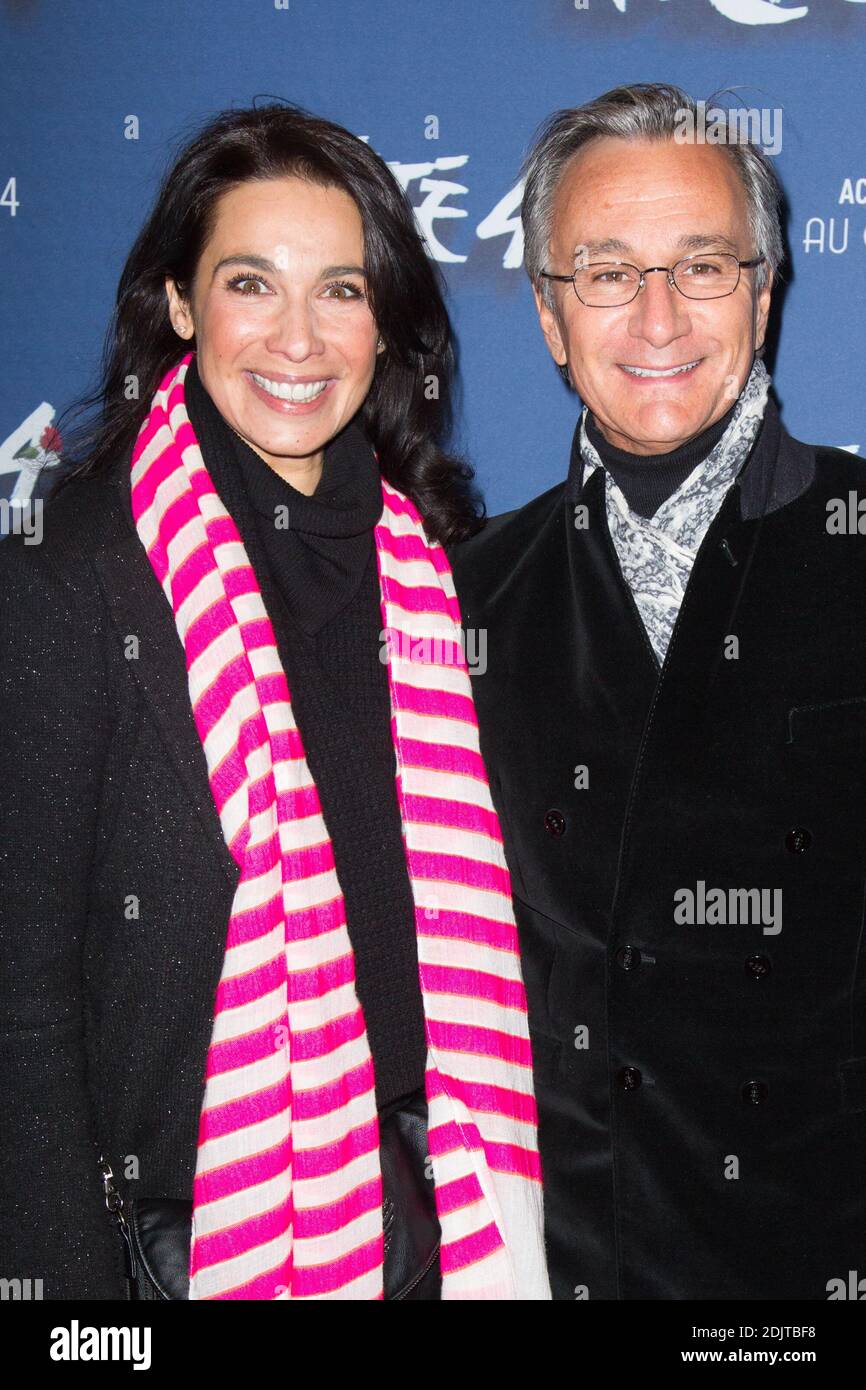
[
  {"x1": 211, "y1": 254, "x2": 367, "y2": 280},
  {"x1": 211, "y1": 253, "x2": 277, "y2": 279},
  {"x1": 319, "y1": 263, "x2": 367, "y2": 278}
]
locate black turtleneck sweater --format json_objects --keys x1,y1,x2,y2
[
  {"x1": 585, "y1": 397, "x2": 738, "y2": 518},
  {"x1": 183, "y1": 356, "x2": 428, "y2": 1112}
]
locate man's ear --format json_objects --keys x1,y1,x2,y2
[
  {"x1": 754, "y1": 269, "x2": 773, "y2": 355},
  {"x1": 165, "y1": 276, "x2": 194, "y2": 340},
  {"x1": 532, "y1": 283, "x2": 568, "y2": 368}
]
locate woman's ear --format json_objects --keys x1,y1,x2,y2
[{"x1": 165, "y1": 276, "x2": 195, "y2": 339}]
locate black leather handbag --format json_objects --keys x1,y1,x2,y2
[{"x1": 99, "y1": 1090, "x2": 441, "y2": 1301}]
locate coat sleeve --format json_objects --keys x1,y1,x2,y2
[{"x1": 0, "y1": 525, "x2": 129, "y2": 1299}]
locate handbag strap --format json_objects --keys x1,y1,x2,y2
[{"x1": 97, "y1": 1153, "x2": 137, "y2": 1282}]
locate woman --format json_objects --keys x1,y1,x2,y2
[{"x1": 0, "y1": 103, "x2": 550, "y2": 1300}]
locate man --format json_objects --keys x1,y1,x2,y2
[{"x1": 450, "y1": 83, "x2": 866, "y2": 1300}]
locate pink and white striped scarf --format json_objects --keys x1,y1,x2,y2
[{"x1": 130, "y1": 352, "x2": 550, "y2": 1300}]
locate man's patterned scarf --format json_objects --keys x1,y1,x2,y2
[{"x1": 580, "y1": 356, "x2": 770, "y2": 662}]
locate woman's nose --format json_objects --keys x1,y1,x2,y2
[{"x1": 266, "y1": 296, "x2": 327, "y2": 360}]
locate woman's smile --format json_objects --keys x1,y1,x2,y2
[{"x1": 244, "y1": 368, "x2": 338, "y2": 413}]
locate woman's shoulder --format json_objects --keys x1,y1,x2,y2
[{"x1": 0, "y1": 458, "x2": 132, "y2": 614}]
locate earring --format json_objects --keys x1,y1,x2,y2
[{"x1": 376, "y1": 336, "x2": 384, "y2": 351}]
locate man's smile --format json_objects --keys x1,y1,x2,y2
[{"x1": 618, "y1": 359, "x2": 703, "y2": 380}]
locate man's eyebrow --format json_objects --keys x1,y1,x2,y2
[
  {"x1": 211, "y1": 255, "x2": 367, "y2": 280},
  {"x1": 574, "y1": 238, "x2": 631, "y2": 259},
  {"x1": 675, "y1": 232, "x2": 740, "y2": 255},
  {"x1": 573, "y1": 233, "x2": 741, "y2": 260}
]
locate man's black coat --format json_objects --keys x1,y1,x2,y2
[{"x1": 449, "y1": 397, "x2": 866, "y2": 1300}]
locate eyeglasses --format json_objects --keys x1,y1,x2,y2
[{"x1": 539, "y1": 253, "x2": 765, "y2": 307}]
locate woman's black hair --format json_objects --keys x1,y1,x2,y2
[{"x1": 48, "y1": 101, "x2": 484, "y2": 543}]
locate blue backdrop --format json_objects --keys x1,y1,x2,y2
[{"x1": 1, "y1": 0, "x2": 864, "y2": 526}]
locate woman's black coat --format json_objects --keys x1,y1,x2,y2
[{"x1": 0, "y1": 464, "x2": 249, "y2": 1297}]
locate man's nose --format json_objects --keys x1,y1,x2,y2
[{"x1": 627, "y1": 269, "x2": 692, "y2": 348}]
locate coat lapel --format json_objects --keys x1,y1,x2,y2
[
  {"x1": 641, "y1": 398, "x2": 787, "y2": 718},
  {"x1": 91, "y1": 472, "x2": 239, "y2": 890}
]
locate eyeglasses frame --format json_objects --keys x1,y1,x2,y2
[{"x1": 539, "y1": 252, "x2": 766, "y2": 306}]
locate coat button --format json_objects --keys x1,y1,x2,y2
[
  {"x1": 745, "y1": 954, "x2": 772, "y2": 979},
  {"x1": 615, "y1": 945, "x2": 642, "y2": 971},
  {"x1": 785, "y1": 827, "x2": 812, "y2": 854},
  {"x1": 618, "y1": 1066, "x2": 642, "y2": 1091},
  {"x1": 544, "y1": 809, "x2": 566, "y2": 838},
  {"x1": 741, "y1": 1080, "x2": 769, "y2": 1105}
]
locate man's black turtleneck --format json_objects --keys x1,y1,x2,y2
[
  {"x1": 585, "y1": 397, "x2": 739, "y2": 518},
  {"x1": 183, "y1": 355, "x2": 428, "y2": 1112}
]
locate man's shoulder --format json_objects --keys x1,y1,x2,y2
[
  {"x1": 448, "y1": 479, "x2": 567, "y2": 599},
  {"x1": 740, "y1": 402, "x2": 864, "y2": 521},
  {"x1": 809, "y1": 440, "x2": 866, "y2": 487},
  {"x1": 805, "y1": 442, "x2": 866, "y2": 539},
  {"x1": 773, "y1": 400, "x2": 862, "y2": 483},
  {"x1": 778, "y1": 423, "x2": 866, "y2": 514}
]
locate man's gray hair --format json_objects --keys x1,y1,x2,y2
[{"x1": 521, "y1": 83, "x2": 784, "y2": 309}]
